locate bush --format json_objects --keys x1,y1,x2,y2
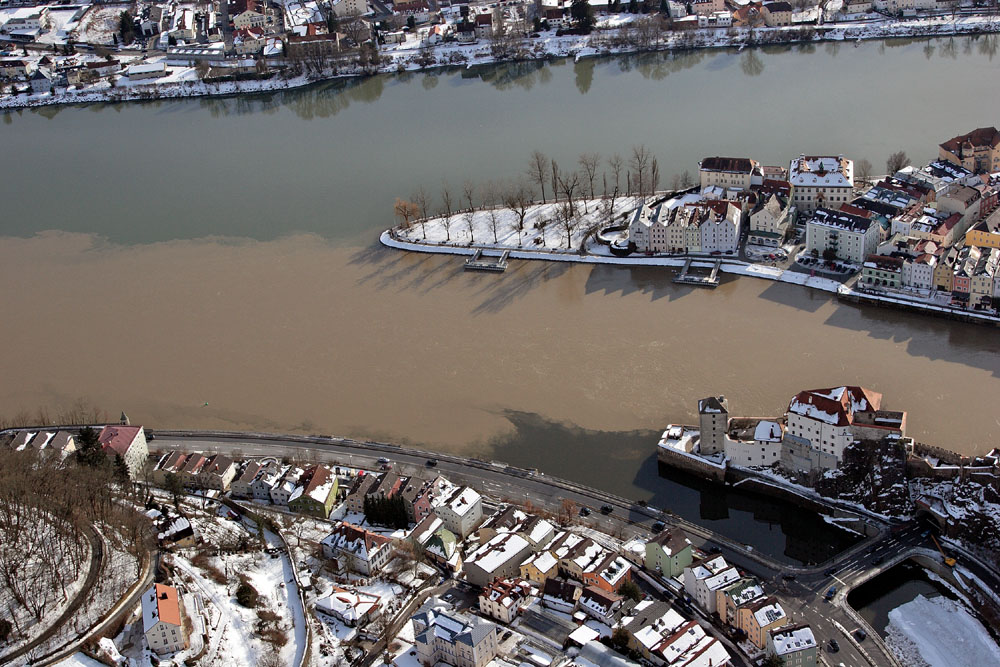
[{"x1": 236, "y1": 581, "x2": 259, "y2": 608}]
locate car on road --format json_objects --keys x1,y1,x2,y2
[
  {"x1": 824, "y1": 568, "x2": 836, "y2": 577},
  {"x1": 824, "y1": 586, "x2": 837, "y2": 601},
  {"x1": 600, "y1": 504, "x2": 613, "y2": 515},
  {"x1": 827, "y1": 639, "x2": 840, "y2": 653},
  {"x1": 854, "y1": 628, "x2": 867, "y2": 641},
  {"x1": 707, "y1": 545, "x2": 722, "y2": 555},
  {"x1": 872, "y1": 556, "x2": 884, "y2": 565},
  {"x1": 377, "y1": 457, "x2": 389, "y2": 465},
  {"x1": 651, "y1": 521, "x2": 665, "y2": 533},
  {"x1": 579, "y1": 507, "x2": 591, "y2": 517},
  {"x1": 426, "y1": 459, "x2": 438, "y2": 467}
]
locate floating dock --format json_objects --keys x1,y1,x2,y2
[
  {"x1": 673, "y1": 258, "x2": 721, "y2": 287},
  {"x1": 464, "y1": 249, "x2": 510, "y2": 272}
]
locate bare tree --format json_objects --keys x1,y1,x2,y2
[
  {"x1": 630, "y1": 144, "x2": 653, "y2": 201},
  {"x1": 886, "y1": 151, "x2": 910, "y2": 176},
  {"x1": 556, "y1": 201, "x2": 577, "y2": 249},
  {"x1": 412, "y1": 187, "x2": 430, "y2": 239},
  {"x1": 557, "y1": 170, "x2": 581, "y2": 220},
  {"x1": 650, "y1": 157, "x2": 661, "y2": 196},
  {"x1": 856, "y1": 159, "x2": 873, "y2": 187},
  {"x1": 393, "y1": 198, "x2": 419, "y2": 229},
  {"x1": 550, "y1": 159, "x2": 560, "y2": 204},
  {"x1": 578, "y1": 152, "x2": 602, "y2": 210},
  {"x1": 503, "y1": 180, "x2": 533, "y2": 247},
  {"x1": 440, "y1": 183, "x2": 454, "y2": 242},
  {"x1": 482, "y1": 181, "x2": 502, "y2": 243},
  {"x1": 607, "y1": 153, "x2": 624, "y2": 197},
  {"x1": 528, "y1": 150, "x2": 550, "y2": 203},
  {"x1": 463, "y1": 180, "x2": 477, "y2": 243}
]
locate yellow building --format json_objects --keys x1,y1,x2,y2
[
  {"x1": 939, "y1": 127, "x2": 1000, "y2": 174},
  {"x1": 964, "y1": 212, "x2": 1000, "y2": 249},
  {"x1": 737, "y1": 597, "x2": 788, "y2": 649}
]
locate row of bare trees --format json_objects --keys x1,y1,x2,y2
[{"x1": 394, "y1": 146, "x2": 694, "y2": 250}]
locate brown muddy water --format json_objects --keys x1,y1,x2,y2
[{"x1": 2, "y1": 231, "x2": 999, "y2": 458}]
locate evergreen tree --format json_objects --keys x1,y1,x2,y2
[
  {"x1": 76, "y1": 426, "x2": 107, "y2": 468},
  {"x1": 113, "y1": 454, "x2": 130, "y2": 485},
  {"x1": 164, "y1": 472, "x2": 184, "y2": 507},
  {"x1": 571, "y1": 0, "x2": 595, "y2": 30}
]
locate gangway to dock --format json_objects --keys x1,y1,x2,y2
[
  {"x1": 464, "y1": 249, "x2": 510, "y2": 272},
  {"x1": 673, "y1": 258, "x2": 721, "y2": 287}
]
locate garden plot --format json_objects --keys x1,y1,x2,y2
[{"x1": 73, "y1": 4, "x2": 130, "y2": 45}]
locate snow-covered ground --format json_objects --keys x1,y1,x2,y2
[
  {"x1": 385, "y1": 195, "x2": 847, "y2": 298},
  {"x1": 886, "y1": 594, "x2": 1000, "y2": 667},
  {"x1": 73, "y1": 4, "x2": 130, "y2": 45}
]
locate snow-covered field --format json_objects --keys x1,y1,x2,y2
[
  {"x1": 395, "y1": 196, "x2": 636, "y2": 253},
  {"x1": 886, "y1": 594, "x2": 1000, "y2": 667}
]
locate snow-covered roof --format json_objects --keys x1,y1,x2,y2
[
  {"x1": 322, "y1": 522, "x2": 391, "y2": 562},
  {"x1": 445, "y1": 486, "x2": 481, "y2": 517},
  {"x1": 770, "y1": 624, "x2": 816, "y2": 655},
  {"x1": 126, "y1": 62, "x2": 166, "y2": 76},
  {"x1": 656, "y1": 621, "x2": 731, "y2": 666},
  {"x1": 412, "y1": 607, "x2": 496, "y2": 650},
  {"x1": 625, "y1": 601, "x2": 686, "y2": 651},
  {"x1": 524, "y1": 550, "x2": 558, "y2": 575},
  {"x1": 315, "y1": 586, "x2": 380, "y2": 623},
  {"x1": 753, "y1": 420, "x2": 782, "y2": 442},
  {"x1": 789, "y1": 155, "x2": 853, "y2": 188},
  {"x1": 657, "y1": 425, "x2": 699, "y2": 454},
  {"x1": 466, "y1": 533, "x2": 530, "y2": 573},
  {"x1": 752, "y1": 598, "x2": 786, "y2": 628}
]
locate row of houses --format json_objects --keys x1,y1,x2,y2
[{"x1": 645, "y1": 531, "x2": 817, "y2": 664}]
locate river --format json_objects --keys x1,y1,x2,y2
[{"x1": 2, "y1": 37, "x2": 1000, "y2": 558}]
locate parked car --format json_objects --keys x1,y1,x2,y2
[
  {"x1": 579, "y1": 506, "x2": 591, "y2": 517},
  {"x1": 651, "y1": 521, "x2": 666, "y2": 532},
  {"x1": 636, "y1": 499, "x2": 647, "y2": 507},
  {"x1": 426, "y1": 459, "x2": 438, "y2": 467},
  {"x1": 827, "y1": 639, "x2": 840, "y2": 653},
  {"x1": 854, "y1": 628, "x2": 867, "y2": 641},
  {"x1": 600, "y1": 504, "x2": 613, "y2": 515}
]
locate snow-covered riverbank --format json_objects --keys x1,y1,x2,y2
[
  {"x1": 380, "y1": 196, "x2": 847, "y2": 294},
  {"x1": 3, "y1": 11, "x2": 1000, "y2": 111}
]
